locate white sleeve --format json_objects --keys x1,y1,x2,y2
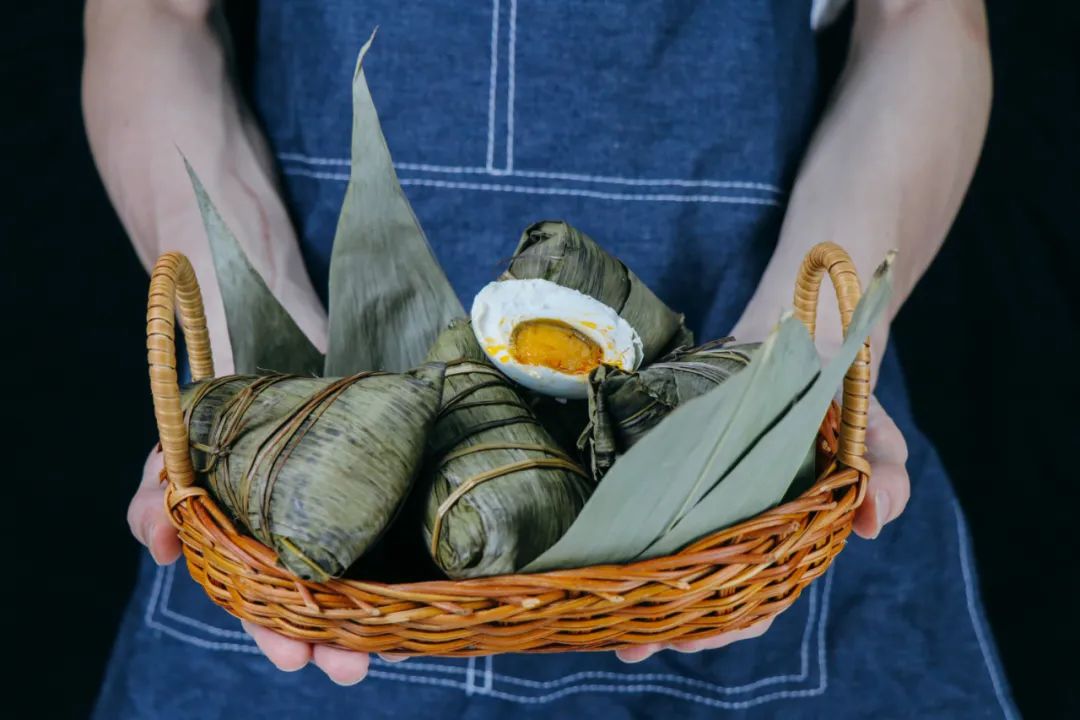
[{"x1": 811, "y1": 0, "x2": 852, "y2": 31}]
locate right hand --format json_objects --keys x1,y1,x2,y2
[{"x1": 129, "y1": 445, "x2": 378, "y2": 685}]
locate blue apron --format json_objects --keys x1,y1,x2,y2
[{"x1": 95, "y1": 2, "x2": 1018, "y2": 717}]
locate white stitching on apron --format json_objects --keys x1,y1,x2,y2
[
  {"x1": 278, "y1": 165, "x2": 784, "y2": 205},
  {"x1": 144, "y1": 561, "x2": 827, "y2": 705},
  {"x1": 486, "y1": 0, "x2": 502, "y2": 172},
  {"x1": 276, "y1": 152, "x2": 785, "y2": 193},
  {"x1": 954, "y1": 500, "x2": 1018, "y2": 720}
]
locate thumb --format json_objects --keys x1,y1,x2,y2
[{"x1": 853, "y1": 397, "x2": 910, "y2": 539}]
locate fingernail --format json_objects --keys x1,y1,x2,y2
[
  {"x1": 618, "y1": 648, "x2": 655, "y2": 664},
  {"x1": 873, "y1": 490, "x2": 891, "y2": 537}
]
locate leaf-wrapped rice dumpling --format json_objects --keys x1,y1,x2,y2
[
  {"x1": 583, "y1": 339, "x2": 758, "y2": 478},
  {"x1": 421, "y1": 320, "x2": 593, "y2": 578},
  {"x1": 468, "y1": 221, "x2": 693, "y2": 399},
  {"x1": 500, "y1": 220, "x2": 693, "y2": 362},
  {"x1": 181, "y1": 363, "x2": 445, "y2": 581}
]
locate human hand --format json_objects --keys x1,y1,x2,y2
[
  {"x1": 851, "y1": 395, "x2": 909, "y2": 539},
  {"x1": 129, "y1": 446, "x2": 375, "y2": 685},
  {"x1": 615, "y1": 618, "x2": 775, "y2": 663},
  {"x1": 731, "y1": 305, "x2": 910, "y2": 538},
  {"x1": 615, "y1": 306, "x2": 910, "y2": 664},
  {"x1": 614, "y1": 397, "x2": 907, "y2": 664}
]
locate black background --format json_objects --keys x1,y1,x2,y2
[{"x1": 7, "y1": 2, "x2": 1077, "y2": 717}]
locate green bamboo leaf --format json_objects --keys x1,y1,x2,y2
[
  {"x1": 183, "y1": 158, "x2": 323, "y2": 376},
  {"x1": 522, "y1": 314, "x2": 820, "y2": 572},
  {"x1": 642, "y1": 253, "x2": 895, "y2": 558},
  {"x1": 325, "y1": 31, "x2": 464, "y2": 375}
]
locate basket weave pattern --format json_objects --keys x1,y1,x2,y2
[{"x1": 148, "y1": 243, "x2": 870, "y2": 656}]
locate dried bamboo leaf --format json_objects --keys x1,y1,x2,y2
[
  {"x1": 643, "y1": 254, "x2": 895, "y2": 558},
  {"x1": 420, "y1": 320, "x2": 592, "y2": 577},
  {"x1": 183, "y1": 158, "x2": 323, "y2": 375},
  {"x1": 182, "y1": 363, "x2": 445, "y2": 581},
  {"x1": 522, "y1": 315, "x2": 819, "y2": 572},
  {"x1": 502, "y1": 221, "x2": 691, "y2": 363},
  {"x1": 528, "y1": 394, "x2": 591, "y2": 462},
  {"x1": 584, "y1": 340, "x2": 759, "y2": 477},
  {"x1": 325, "y1": 32, "x2": 464, "y2": 376}
]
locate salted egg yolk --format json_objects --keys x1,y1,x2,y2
[{"x1": 509, "y1": 320, "x2": 603, "y2": 375}]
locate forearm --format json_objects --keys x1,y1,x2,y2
[
  {"x1": 736, "y1": 0, "x2": 991, "y2": 350},
  {"x1": 82, "y1": 0, "x2": 326, "y2": 372}
]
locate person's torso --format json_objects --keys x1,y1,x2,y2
[
  {"x1": 253, "y1": 0, "x2": 822, "y2": 340},
  {"x1": 93, "y1": 3, "x2": 1018, "y2": 718}
]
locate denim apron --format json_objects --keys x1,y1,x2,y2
[{"x1": 95, "y1": 2, "x2": 1019, "y2": 717}]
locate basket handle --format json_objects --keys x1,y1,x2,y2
[
  {"x1": 792, "y1": 242, "x2": 871, "y2": 475},
  {"x1": 147, "y1": 252, "x2": 215, "y2": 488}
]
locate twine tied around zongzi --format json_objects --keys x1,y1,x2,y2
[
  {"x1": 183, "y1": 371, "x2": 387, "y2": 574},
  {"x1": 616, "y1": 348, "x2": 754, "y2": 431},
  {"x1": 428, "y1": 360, "x2": 590, "y2": 560}
]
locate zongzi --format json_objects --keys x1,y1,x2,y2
[
  {"x1": 420, "y1": 320, "x2": 593, "y2": 578},
  {"x1": 182, "y1": 363, "x2": 445, "y2": 581},
  {"x1": 582, "y1": 339, "x2": 759, "y2": 477},
  {"x1": 470, "y1": 220, "x2": 691, "y2": 398}
]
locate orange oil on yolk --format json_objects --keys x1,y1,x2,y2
[{"x1": 509, "y1": 320, "x2": 603, "y2": 375}]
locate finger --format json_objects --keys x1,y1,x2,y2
[
  {"x1": 127, "y1": 488, "x2": 181, "y2": 564},
  {"x1": 127, "y1": 448, "x2": 182, "y2": 565},
  {"x1": 313, "y1": 644, "x2": 370, "y2": 686},
  {"x1": 866, "y1": 397, "x2": 909, "y2": 465},
  {"x1": 615, "y1": 643, "x2": 663, "y2": 664},
  {"x1": 854, "y1": 400, "x2": 911, "y2": 539},
  {"x1": 377, "y1": 653, "x2": 409, "y2": 663},
  {"x1": 127, "y1": 487, "x2": 162, "y2": 548},
  {"x1": 853, "y1": 459, "x2": 910, "y2": 539},
  {"x1": 242, "y1": 620, "x2": 312, "y2": 672},
  {"x1": 670, "y1": 617, "x2": 773, "y2": 653},
  {"x1": 128, "y1": 448, "x2": 165, "y2": 545},
  {"x1": 147, "y1": 512, "x2": 183, "y2": 565}
]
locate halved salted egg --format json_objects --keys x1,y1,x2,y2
[{"x1": 470, "y1": 279, "x2": 643, "y2": 398}]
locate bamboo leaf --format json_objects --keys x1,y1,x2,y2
[
  {"x1": 642, "y1": 254, "x2": 894, "y2": 558},
  {"x1": 522, "y1": 315, "x2": 820, "y2": 572},
  {"x1": 183, "y1": 158, "x2": 323, "y2": 376},
  {"x1": 325, "y1": 31, "x2": 464, "y2": 375}
]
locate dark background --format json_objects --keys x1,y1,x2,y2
[{"x1": 8, "y1": 1, "x2": 1077, "y2": 717}]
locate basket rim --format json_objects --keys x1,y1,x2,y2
[{"x1": 165, "y1": 402, "x2": 860, "y2": 596}]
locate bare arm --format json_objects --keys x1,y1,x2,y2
[
  {"x1": 734, "y1": 0, "x2": 992, "y2": 356},
  {"x1": 619, "y1": 0, "x2": 992, "y2": 665},
  {"x1": 83, "y1": 0, "x2": 327, "y2": 374},
  {"x1": 83, "y1": 0, "x2": 365, "y2": 684},
  {"x1": 732, "y1": 0, "x2": 991, "y2": 541},
  {"x1": 625, "y1": 0, "x2": 990, "y2": 665}
]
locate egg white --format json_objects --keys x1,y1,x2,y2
[{"x1": 470, "y1": 279, "x2": 643, "y2": 398}]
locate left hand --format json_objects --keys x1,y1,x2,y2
[{"x1": 615, "y1": 312, "x2": 910, "y2": 664}]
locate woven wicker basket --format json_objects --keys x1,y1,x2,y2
[{"x1": 146, "y1": 241, "x2": 871, "y2": 656}]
